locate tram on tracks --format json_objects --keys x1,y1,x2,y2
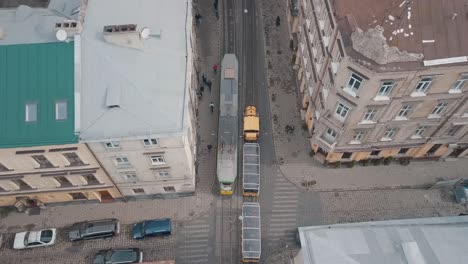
[
  {"x1": 243, "y1": 143, "x2": 260, "y2": 197},
  {"x1": 217, "y1": 54, "x2": 239, "y2": 196},
  {"x1": 241, "y1": 202, "x2": 261, "y2": 262}
]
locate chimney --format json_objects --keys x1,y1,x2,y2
[
  {"x1": 102, "y1": 24, "x2": 145, "y2": 50},
  {"x1": 55, "y1": 20, "x2": 81, "y2": 41}
]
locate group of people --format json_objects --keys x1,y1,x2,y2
[{"x1": 198, "y1": 64, "x2": 219, "y2": 115}]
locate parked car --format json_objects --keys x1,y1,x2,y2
[
  {"x1": 13, "y1": 228, "x2": 57, "y2": 249},
  {"x1": 132, "y1": 218, "x2": 172, "y2": 239},
  {"x1": 68, "y1": 219, "x2": 120, "y2": 241},
  {"x1": 93, "y1": 248, "x2": 143, "y2": 264}
]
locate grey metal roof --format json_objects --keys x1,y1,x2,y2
[
  {"x1": 78, "y1": 0, "x2": 190, "y2": 140},
  {"x1": 243, "y1": 143, "x2": 260, "y2": 191},
  {"x1": 0, "y1": 0, "x2": 81, "y2": 45},
  {"x1": 217, "y1": 54, "x2": 239, "y2": 183},
  {"x1": 298, "y1": 216, "x2": 468, "y2": 264},
  {"x1": 242, "y1": 202, "x2": 261, "y2": 259}
]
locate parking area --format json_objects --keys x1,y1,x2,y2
[{"x1": 0, "y1": 223, "x2": 176, "y2": 264}]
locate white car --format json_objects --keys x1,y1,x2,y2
[{"x1": 13, "y1": 228, "x2": 57, "y2": 249}]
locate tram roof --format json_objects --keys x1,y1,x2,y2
[
  {"x1": 243, "y1": 143, "x2": 260, "y2": 190},
  {"x1": 242, "y1": 202, "x2": 261, "y2": 259}
]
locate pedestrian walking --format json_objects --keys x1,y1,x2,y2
[
  {"x1": 200, "y1": 85, "x2": 205, "y2": 93},
  {"x1": 207, "y1": 144, "x2": 213, "y2": 152},
  {"x1": 207, "y1": 79, "x2": 212, "y2": 92},
  {"x1": 209, "y1": 102, "x2": 215, "y2": 113},
  {"x1": 276, "y1": 16, "x2": 281, "y2": 27},
  {"x1": 197, "y1": 91, "x2": 202, "y2": 99},
  {"x1": 195, "y1": 13, "x2": 202, "y2": 25},
  {"x1": 202, "y1": 74, "x2": 207, "y2": 84},
  {"x1": 214, "y1": 0, "x2": 218, "y2": 10},
  {"x1": 213, "y1": 64, "x2": 218, "y2": 74}
]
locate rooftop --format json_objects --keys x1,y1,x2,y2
[
  {"x1": 297, "y1": 215, "x2": 468, "y2": 264},
  {"x1": 78, "y1": 0, "x2": 191, "y2": 141},
  {"x1": 0, "y1": 0, "x2": 81, "y2": 45},
  {"x1": 334, "y1": 0, "x2": 468, "y2": 67},
  {"x1": 0, "y1": 42, "x2": 77, "y2": 148}
]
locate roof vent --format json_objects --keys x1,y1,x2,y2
[
  {"x1": 55, "y1": 20, "x2": 80, "y2": 41},
  {"x1": 103, "y1": 24, "x2": 144, "y2": 50},
  {"x1": 106, "y1": 86, "x2": 121, "y2": 108}
]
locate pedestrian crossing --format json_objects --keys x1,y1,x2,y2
[
  {"x1": 176, "y1": 218, "x2": 211, "y2": 264},
  {"x1": 265, "y1": 172, "x2": 301, "y2": 248}
]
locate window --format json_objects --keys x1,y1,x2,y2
[
  {"x1": 353, "y1": 131, "x2": 365, "y2": 141},
  {"x1": 346, "y1": 73, "x2": 363, "y2": 93},
  {"x1": 399, "y1": 148, "x2": 409, "y2": 154},
  {"x1": 158, "y1": 171, "x2": 170, "y2": 178},
  {"x1": 451, "y1": 75, "x2": 468, "y2": 91},
  {"x1": 143, "y1": 138, "x2": 159, "y2": 147},
  {"x1": 115, "y1": 156, "x2": 129, "y2": 165},
  {"x1": 150, "y1": 155, "x2": 165, "y2": 165},
  {"x1": 335, "y1": 103, "x2": 350, "y2": 120},
  {"x1": 54, "y1": 176, "x2": 72, "y2": 187},
  {"x1": 122, "y1": 172, "x2": 138, "y2": 182},
  {"x1": 63, "y1": 152, "x2": 85, "y2": 166},
  {"x1": 25, "y1": 102, "x2": 37, "y2": 122},
  {"x1": 83, "y1": 174, "x2": 100, "y2": 185},
  {"x1": 55, "y1": 100, "x2": 68, "y2": 120},
  {"x1": 133, "y1": 188, "x2": 145, "y2": 194},
  {"x1": 104, "y1": 142, "x2": 120, "y2": 149},
  {"x1": 12, "y1": 179, "x2": 33, "y2": 190},
  {"x1": 426, "y1": 144, "x2": 442, "y2": 156},
  {"x1": 163, "y1": 186, "x2": 176, "y2": 192},
  {"x1": 362, "y1": 108, "x2": 377, "y2": 121},
  {"x1": 431, "y1": 102, "x2": 448, "y2": 115},
  {"x1": 341, "y1": 152, "x2": 352, "y2": 159},
  {"x1": 377, "y1": 81, "x2": 394, "y2": 96},
  {"x1": 383, "y1": 128, "x2": 398, "y2": 139},
  {"x1": 414, "y1": 126, "x2": 427, "y2": 137},
  {"x1": 415, "y1": 77, "x2": 432, "y2": 93},
  {"x1": 69, "y1": 192, "x2": 86, "y2": 200},
  {"x1": 370, "y1": 150, "x2": 380, "y2": 156},
  {"x1": 321, "y1": 128, "x2": 337, "y2": 144},
  {"x1": 446, "y1": 125, "x2": 462, "y2": 136},
  {"x1": 31, "y1": 155, "x2": 55, "y2": 169},
  {"x1": 397, "y1": 105, "x2": 413, "y2": 118}
]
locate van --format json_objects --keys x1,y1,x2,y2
[
  {"x1": 68, "y1": 219, "x2": 120, "y2": 241},
  {"x1": 132, "y1": 218, "x2": 172, "y2": 239}
]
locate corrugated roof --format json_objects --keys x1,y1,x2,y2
[
  {"x1": 78, "y1": 0, "x2": 191, "y2": 140},
  {"x1": 0, "y1": 42, "x2": 77, "y2": 148},
  {"x1": 298, "y1": 216, "x2": 468, "y2": 264}
]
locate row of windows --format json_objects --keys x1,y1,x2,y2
[
  {"x1": 345, "y1": 74, "x2": 468, "y2": 99},
  {"x1": 0, "y1": 153, "x2": 85, "y2": 172},
  {"x1": 0, "y1": 174, "x2": 100, "y2": 192},
  {"x1": 132, "y1": 186, "x2": 175, "y2": 194},
  {"x1": 323, "y1": 124, "x2": 464, "y2": 146},
  {"x1": 334, "y1": 101, "x2": 452, "y2": 123},
  {"x1": 122, "y1": 170, "x2": 171, "y2": 183},
  {"x1": 104, "y1": 138, "x2": 159, "y2": 149},
  {"x1": 24, "y1": 100, "x2": 68, "y2": 123},
  {"x1": 114, "y1": 154, "x2": 166, "y2": 166}
]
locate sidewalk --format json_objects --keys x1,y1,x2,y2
[
  {"x1": 261, "y1": 0, "x2": 468, "y2": 192},
  {"x1": 0, "y1": 0, "x2": 222, "y2": 233}
]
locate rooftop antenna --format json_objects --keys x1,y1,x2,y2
[{"x1": 56, "y1": 29, "x2": 68, "y2": 42}]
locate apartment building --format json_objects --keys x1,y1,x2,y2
[
  {"x1": 0, "y1": 2, "x2": 122, "y2": 207},
  {"x1": 288, "y1": 0, "x2": 468, "y2": 165},
  {"x1": 77, "y1": 0, "x2": 197, "y2": 199}
]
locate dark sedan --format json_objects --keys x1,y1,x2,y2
[
  {"x1": 94, "y1": 248, "x2": 143, "y2": 264},
  {"x1": 132, "y1": 218, "x2": 172, "y2": 239}
]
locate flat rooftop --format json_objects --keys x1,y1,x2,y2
[
  {"x1": 78, "y1": 0, "x2": 190, "y2": 140},
  {"x1": 298, "y1": 215, "x2": 468, "y2": 264},
  {"x1": 335, "y1": 0, "x2": 468, "y2": 67}
]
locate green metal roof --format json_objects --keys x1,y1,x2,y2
[{"x1": 0, "y1": 42, "x2": 77, "y2": 148}]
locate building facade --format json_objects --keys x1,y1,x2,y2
[
  {"x1": 77, "y1": 0, "x2": 197, "y2": 199},
  {"x1": 288, "y1": 0, "x2": 468, "y2": 165}
]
